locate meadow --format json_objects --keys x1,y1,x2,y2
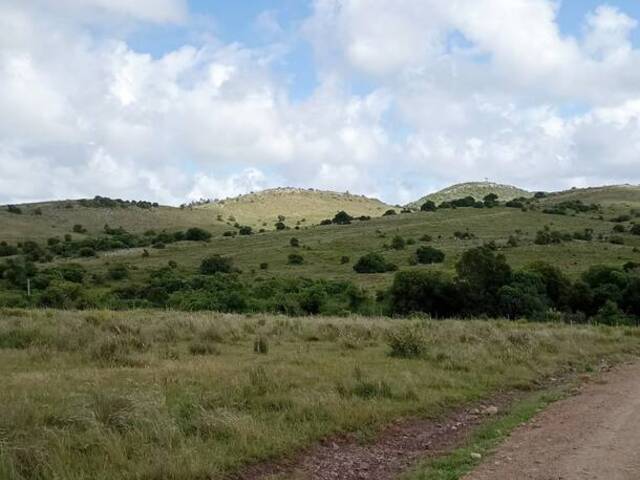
[{"x1": 1, "y1": 309, "x2": 640, "y2": 479}]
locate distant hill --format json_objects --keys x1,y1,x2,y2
[
  {"x1": 196, "y1": 187, "x2": 392, "y2": 228},
  {"x1": 542, "y1": 185, "x2": 640, "y2": 208},
  {"x1": 409, "y1": 182, "x2": 533, "y2": 208},
  {"x1": 0, "y1": 199, "x2": 226, "y2": 242}
]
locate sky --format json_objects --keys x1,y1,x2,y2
[{"x1": 2, "y1": 1, "x2": 640, "y2": 206}]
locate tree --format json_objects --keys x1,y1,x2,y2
[
  {"x1": 185, "y1": 227, "x2": 212, "y2": 241},
  {"x1": 353, "y1": 253, "x2": 397, "y2": 273},
  {"x1": 390, "y1": 270, "x2": 459, "y2": 316},
  {"x1": 382, "y1": 209, "x2": 397, "y2": 216},
  {"x1": 391, "y1": 235, "x2": 406, "y2": 250},
  {"x1": 332, "y1": 211, "x2": 353, "y2": 225},
  {"x1": 200, "y1": 255, "x2": 234, "y2": 274},
  {"x1": 238, "y1": 226, "x2": 253, "y2": 235},
  {"x1": 483, "y1": 193, "x2": 499, "y2": 207},
  {"x1": 420, "y1": 200, "x2": 437, "y2": 212},
  {"x1": 415, "y1": 246, "x2": 445, "y2": 264},
  {"x1": 455, "y1": 246, "x2": 512, "y2": 313}
]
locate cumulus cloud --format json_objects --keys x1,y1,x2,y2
[{"x1": 0, "y1": 0, "x2": 639, "y2": 206}]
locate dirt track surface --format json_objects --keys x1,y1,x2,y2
[{"x1": 465, "y1": 362, "x2": 640, "y2": 480}]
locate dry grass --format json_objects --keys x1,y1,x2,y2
[{"x1": 0, "y1": 308, "x2": 638, "y2": 479}]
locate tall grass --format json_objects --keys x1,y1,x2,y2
[{"x1": 0, "y1": 308, "x2": 638, "y2": 479}]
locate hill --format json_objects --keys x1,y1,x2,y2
[
  {"x1": 409, "y1": 182, "x2": 532, "y2": 208},
  {"x1": 542, "y1": 185, "x2": 640, "y2": 208},
  {"x1": 0, "y1": 199, "x2": 226, "y2": 242},
  {"x1": 196, "y1": 187, "x2": 392, "y2": 229}
]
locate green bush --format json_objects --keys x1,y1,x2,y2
[
  {"x1": 386, "y1": 324, "x2": 427, "y2": 358},
  {"x1": 288, "y1": 253, "x2": 304, "y2": 265},
  {"x1": 200, "y1": 255, "x2": 234, "y2": 274},
  {"x1": 290, "y1": 237, "x2": 300, "y2": 247},
  {"x1": 108, "y1": 264, "x2": 129, "y2": 281},
  {"x1": 420, "y1": 200, "x2": 436, "y2": 212},
  {"x1": 340, "y1": 256, "x2": 350, "y2": 265},
  {"x1": 415, "y1": 246, "x2": 445, "y2": 264},
  {"x1": 353, "y1": 253, "x2": 397, "y2": 274},
  {"x1": 391, "y1": 235, "x2": 406, "y2": 250},
  {"x1": 332, "y1": 211, "x2": 353, "y2": 225},
  {"x1": 185, "y1": 228, "x2": 212, "y2": 241}
]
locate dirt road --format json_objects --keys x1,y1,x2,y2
[{"x1": 465, "y1": 362, "x2": 640, "y2": 480}]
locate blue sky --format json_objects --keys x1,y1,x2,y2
[{"x1": 1, "y1": 0, "x2": 640, "y2": 205}]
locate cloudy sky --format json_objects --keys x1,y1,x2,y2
[{"x1": 2, "y1": 0, "x2": 640, "y2": 205}]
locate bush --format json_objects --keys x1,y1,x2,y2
[
  {"x1": 420, "y1": 200, "x2": 436, "y2": 212},
  {"x1": 382, "y1": 209, "x2": 397, "y2": 216},
  {"x1": 391, "y1": 235, "x2": 406, "y2": 250},
  {"x1": 290, "y1": 237, "x2": 300, "y2": 247},
  {"x1": 108, "y1": 264, "x2": 129, "y2": 281},
  {"x1": 79, "y1": 247, "x2": 96, "y2": 257},
  {"x1": 353, "y1": 253, "x2": 397, "y2": 274},
  {"x1": 609, "y1": 236, "x2": 625, "y2": 245},
  {"x1": 275, "y1": 221, "x2": 286, "y2": 230},
  {"x1": 386, "y1": 324, "x2": 427, "y2": 358},
  {"x1": 189, "y1": 341, "x2": 220, "y2": 356},
  {"x1": 390, "y1": 270, "x2": 458, "y2": 316},
  {"x1": 259, "y1": 262, "x2": 269, "y2": 270},
  {"x1": 340, "y1": 256, "x2": 350, "y2": 264},
  {"x1": 200, "y1": 255, "x2": 234, "y2": 274},
  {"x1": 7, "y1": 205, "x2": 22, "y2": 215},
  {"x1": 288, "y1": 253, "x2": 304, "y2": 265},
  {"x1": 238, "y1": 226, "x2": 252, "y2": 236},
  {"x1": 630, "y1": 224, "x2": 640, "y2": 236},
  {"x1": 72, "y1": 224, "x2": 87, "y2": 234},
  {"x1": 415, "y1": 246, "x2": 445, "y2": 264},
  {"x1": 332, "y1": 211, "x2": 353, "y2": 225},
  {"x1": 613, "y1": 224, "x2": 626, "y2": 233},
  {"x1": 0, "y1": 242, "x2": 18, "y2": 257},
  {"x1": 419, "y1": 234, "x2": 432, "y2": 242},
  {"x1": 185, "y1": 227, "x2": 212, "y2": 241}
]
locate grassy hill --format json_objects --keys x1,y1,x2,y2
[
  {"x1": 196, "y1": 188, "x2": 392, "y2": 229},
  {"x1": 409, "y1": 182, "x2": 533, "y2": 208},
  {"x1": 0, "y1": 199, "x2": 227, "y2": 243},
  {"x1": 542, "y1": 185, "x2": 640, "y2": 208}
]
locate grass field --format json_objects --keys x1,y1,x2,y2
[
  {"x1": 1, "y1": 309, "x2": 639, "y2": 479},
  {"x1": 70, "y1": 205, "x2": 640, "y2": 292}
]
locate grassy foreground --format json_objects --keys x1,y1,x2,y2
[{"x1": 1, "y1": 310, "x2": 639, "y2": 479}]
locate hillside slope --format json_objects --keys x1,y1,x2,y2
[
  {"x1": 0, "y1": 200, "x2": 226, "y2": 242},
  {"x1": 542, "y1": 185, "x2": 640, "y2": 208},
  {"x1": 409, "y1": 182, "x2": 532, "y2": 208},
  {"x1": 196, "y1": 188, "x2": 392, "y2": 228}
]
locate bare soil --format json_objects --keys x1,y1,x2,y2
[{"x1": 465, "y1": 362, "x2": 640, "y2": 480}]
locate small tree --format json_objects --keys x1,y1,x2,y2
[
  {"x1": 420, "y1": 200, "x2": 437, "y2": 212},
  {"x1": 200, "y1": 255, "x2": 234, "y2": 274},
  {"x1": 288, "y1": 253, "x2": 304, "y2": 265},
  {"x1": 332, "y1": 211, "x2": 353, "y2": 225},
  {"x1": 415, "y1": 246, "x2": 445, "y2": 264},
  {"x1": 353, "y1": 253, "x2": 397, "y2": 273},
  {"x1": 391, "y1": 235, "x2": 406, "y2": 250}
]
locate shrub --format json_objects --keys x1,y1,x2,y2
[
  {"x1": 288, "y1": 253, "x2": 304, "y2": 265},
  {"x1": 609, "y1": 236, "x2": 625, "y2": 245},
  {"x1": 390, "y1": 270, "x2": 458, "y2": 316},
  {"x1": 7, "y1": 205, "x2": 22, "y2": 215},
  {"x1": 238, "y1": 226, "x2": 253, "y2": 236},
  {"x1": 340, "y1": 256, "x2": 350, "y2": 264},
  {"x1": 391, "y1": 235, "x2": 406, "y2": 250},
  {"x1": 259, "y1": 262, "x2": 269, "y2": 270},
  {"x1": 386, "y1": 324, "x2": 427, "y2": 358},
  {"x1": 253, "y1": 335, "x2": 269, "y2": 354},
  {"x1": 631, "y1": 224, "x2": 640, "y2": 236},
  {"x1": 353, "y1": 253, "x2": 397, "y2": 273},
  {"x1": 290, "y1": 237, "x2": 300, "y2": 247},
  {"x1": 332, "y1": 211, "x2": 353, "y2": 225},
  {"x1": 72, "y1": 224, "x2": 87, "y2": 234},
  {"x1": 613, "y1": 224, "x2": 626, "y2": 233},
  {"x1": 79, "y1": 247, "x2": 96, "y2": 257},
  {"x1": 275, "y1": 221, "x2": 286, "y2": 230},
  {"x1": 0, "y1": 242, "x2": 18, "y2": 257},
  {"x1": 382, "y1": 209, "x2": 397, "y2": 216},
  {"x1": 415, "y1": 246, "x2": 445, "y2": 264},
  {"x1": 419, "y1": 234, "x2": 432, "y2": 242},
  {"x1": 108, "y1": 264, "x2": 129, "y2": 281},
  {"x1": 185, "y1": 227, "x2": 212, "y2": 241},
  {"x1": 420, "y1": 200, "x2": 437, "y2": 212},
  {"x1": 200, "y1": 255, "x2": 234, "y2": 274}
]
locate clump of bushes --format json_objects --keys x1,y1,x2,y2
[
  {"x1": 420, "y1": 200, "x2": 437, "y2": 212},
  {"x1": 415, "y1": 246, "x2": 445, "y2": 264},
  {"x1": 200, "y1": 255, "x2": 234, "y2": 274},
  {"x1": 353, "y1": 253, "x2": 397, "y2": 274},
  {"x1": 386, "y1": 324, "x2": 427, "y2": 358},
  {"x1": 391, "y1": 235, "x2": 406, "y2": 250},
  {"x1": 288, "y1": 253, "x2": 304, "y2": 265},
  {"x1": 290, "y1": 237, "x2": 300, "y2": 247}
]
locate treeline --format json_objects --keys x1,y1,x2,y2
[
  {"x1": 0, "y1": 246, "x2": 638, "y2": 325},
  {"x1": 77, "y1": 196, "x2": 159, "y2": 209},
  {"x1": 0, "y1": 226, "x2": 213, "y2": 262}
]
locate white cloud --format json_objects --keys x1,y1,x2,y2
[{"x1": 0, "y1": 0, "x2": 640, "y2": 207}]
